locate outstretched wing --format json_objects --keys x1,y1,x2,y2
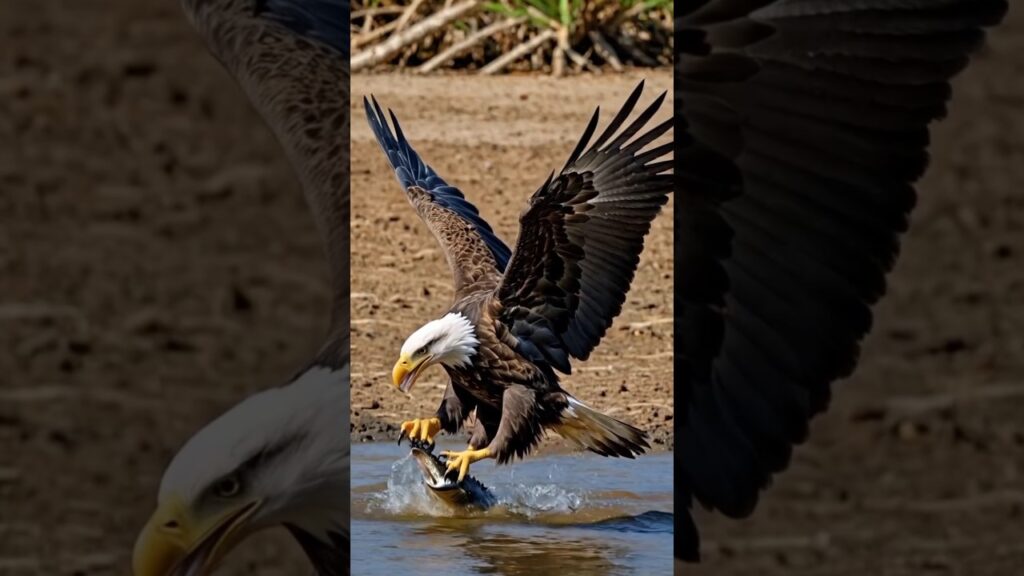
[
  {"x1": 183, "y1": 0, "x2": 349, "y2": 369},
  {"x1": 677, "y1": 0, "x2": 1007, "y2": 561},
  {"x1": 255, "y1": 0, "x2": 348, "y2": 54},
  {"x1": 364, "y1": 97, "x2": 512, "y2": 295},
  {"x1": 494, "y1": 82, "x2": 672, "y2": 374}
]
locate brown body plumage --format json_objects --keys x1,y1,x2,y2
[{"x1": 442, "y1": 300, "x2": 566, "y2": 463}]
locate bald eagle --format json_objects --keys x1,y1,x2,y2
[
  {"x1": 364, "y1": 82, "x2": 672, "y2": 481},
  {"x1": 678, "y1": 0, "x2": 1007, "y2": 562},
  {"x1": 133, "y1": 1, "x2": 348, "y2": 575}
]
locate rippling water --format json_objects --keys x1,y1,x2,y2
[{"x1": 351, "y1": 441, "x2": 673, "y2": 575}]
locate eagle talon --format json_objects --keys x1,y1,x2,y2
[
  {"x1": 408, "y1": 437, "x2": 434, "y2": 453},
  {"x1": 441, "y1": 447, "x2": 492, "y2": 483},
  {"x1": 399, "y1": 417, "x2": 441, "y2": 446}
]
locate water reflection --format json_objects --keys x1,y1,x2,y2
[{"x1": 413, "y1": 521, "x2": 624, "y2": 575}]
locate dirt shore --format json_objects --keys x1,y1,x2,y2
[{"x1": 349, "y1": 72, "x2": 675, "y2": 450}]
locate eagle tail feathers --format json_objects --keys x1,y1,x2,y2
[{"x1": 552, "y1": 397, "x2": 649, "y2": 458}]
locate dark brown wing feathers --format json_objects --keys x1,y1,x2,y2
[
  {"x1": 496, "y1": 82, "x2": 673, "y2": 373},
  {"x1": 678, "y1": 0, "x2": 1008, "y2": 562}
]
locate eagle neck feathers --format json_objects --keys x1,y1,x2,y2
[{"x1": 435, "y1": 312, "x2": 478, "y2": 368}]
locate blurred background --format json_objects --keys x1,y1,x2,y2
[
  {"x1": 0, "y1": 0, "x2": 325, "y2": 573},
  {"x1": 689, "y1": 8, "x2": 1024, "y2": 576},
  {"x1": 351, "y1": 0, "x2": 671, "y2": 75}
]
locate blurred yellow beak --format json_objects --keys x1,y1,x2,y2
[
  {"x1": 132, "y1": 496, "x2": 261, "y2": 576},
  {"x1": 392, "y1": 353, "x2": 430, "y2": 393}
]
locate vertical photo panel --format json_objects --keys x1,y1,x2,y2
[
  {"x1": 2, "y1": 1, "x2": 349, "y2": 575},
  {"x1": 677, "y1": 1, "x2": 1017, "y2": 573},
  {"x1": 350, "y1": 2, "x2": 674, "y2": 574},
  {"x1": 128, "y1": 2, "x2": 351, "y2": 575}
]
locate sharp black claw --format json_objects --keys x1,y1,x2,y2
[
  {"x1": 443, "y1": 467, "x2": 459, "y2": 483},
  {"x1": 398, "y1": 429, "x2": 407, "y2": 446},
  {"x1": 407, "y1": 437, "x2": 433, "y2": 453}
]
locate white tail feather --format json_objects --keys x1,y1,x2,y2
[{"x1": 552, "y1": 397, "x2": 649, "y2": 458}]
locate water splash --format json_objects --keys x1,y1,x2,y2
[
  {"x1": 497, "y1": 482, "x2": 584, "y2": 515},
  {"x1": 491, "y1": 455, "x2": 584, "y2": 515},
  {"x1": 367, "y1": 453, "x2": 586, "y2": 517},
  {"x1": 366, "y1": 453, "x2": 447, "y2": 516}
]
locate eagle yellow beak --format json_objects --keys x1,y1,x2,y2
[
  {"x1": 392, "y1": 353, "x2": 431, "y2": 393},
  {"x1": 132, "y1": 496, "x2": 261, "y2": 576}
]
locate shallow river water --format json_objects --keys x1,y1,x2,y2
[{"x1": 351, "y1": 441, "x2": 673, "y2": 575}]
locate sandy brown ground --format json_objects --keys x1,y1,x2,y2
[{"x1": 349, "y1": 72, "x2": 675, "y2": 450}]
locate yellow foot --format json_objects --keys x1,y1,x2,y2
[
  {"x1": 399, "y1": 417, "x2": 441, "y2": 445},
  {"x1": 442, "y1": 446, "x2": 492, "y2": 482}
]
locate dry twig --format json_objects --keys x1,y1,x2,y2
[
  {"x1": 588, "y1": 29, "x2": 624, "y2": 71},
  {"x1": 480, "y1": 28, "x2": 557, "y2": 75},
  {"x1": 352, "y1": 0, "x2": 483, "y2": 72},
  {"x1": 417, "y1": 16, "x2": 527, "y2": 73}
]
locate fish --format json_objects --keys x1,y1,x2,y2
[{"x1": 407, "y1": 441, "x2": 497, "y2": 510}]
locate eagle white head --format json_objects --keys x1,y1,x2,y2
[
  {"x1": 132, "y1": 364, "x2": 348, "y2": 576},
  {"x1": 392, "y1": 312, "x2": 478, "y2": 393}
]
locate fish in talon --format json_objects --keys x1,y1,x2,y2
[{"x1": 410, "y1": 447, "x2": 496, "y2": 510}]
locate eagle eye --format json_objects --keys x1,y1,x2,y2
[
  {"x1": 415, "y1": 345, "x2": 429, "y2": 357},
  {"x1": 213, "y1": 475, "x2": 242, "y2": 498}
]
